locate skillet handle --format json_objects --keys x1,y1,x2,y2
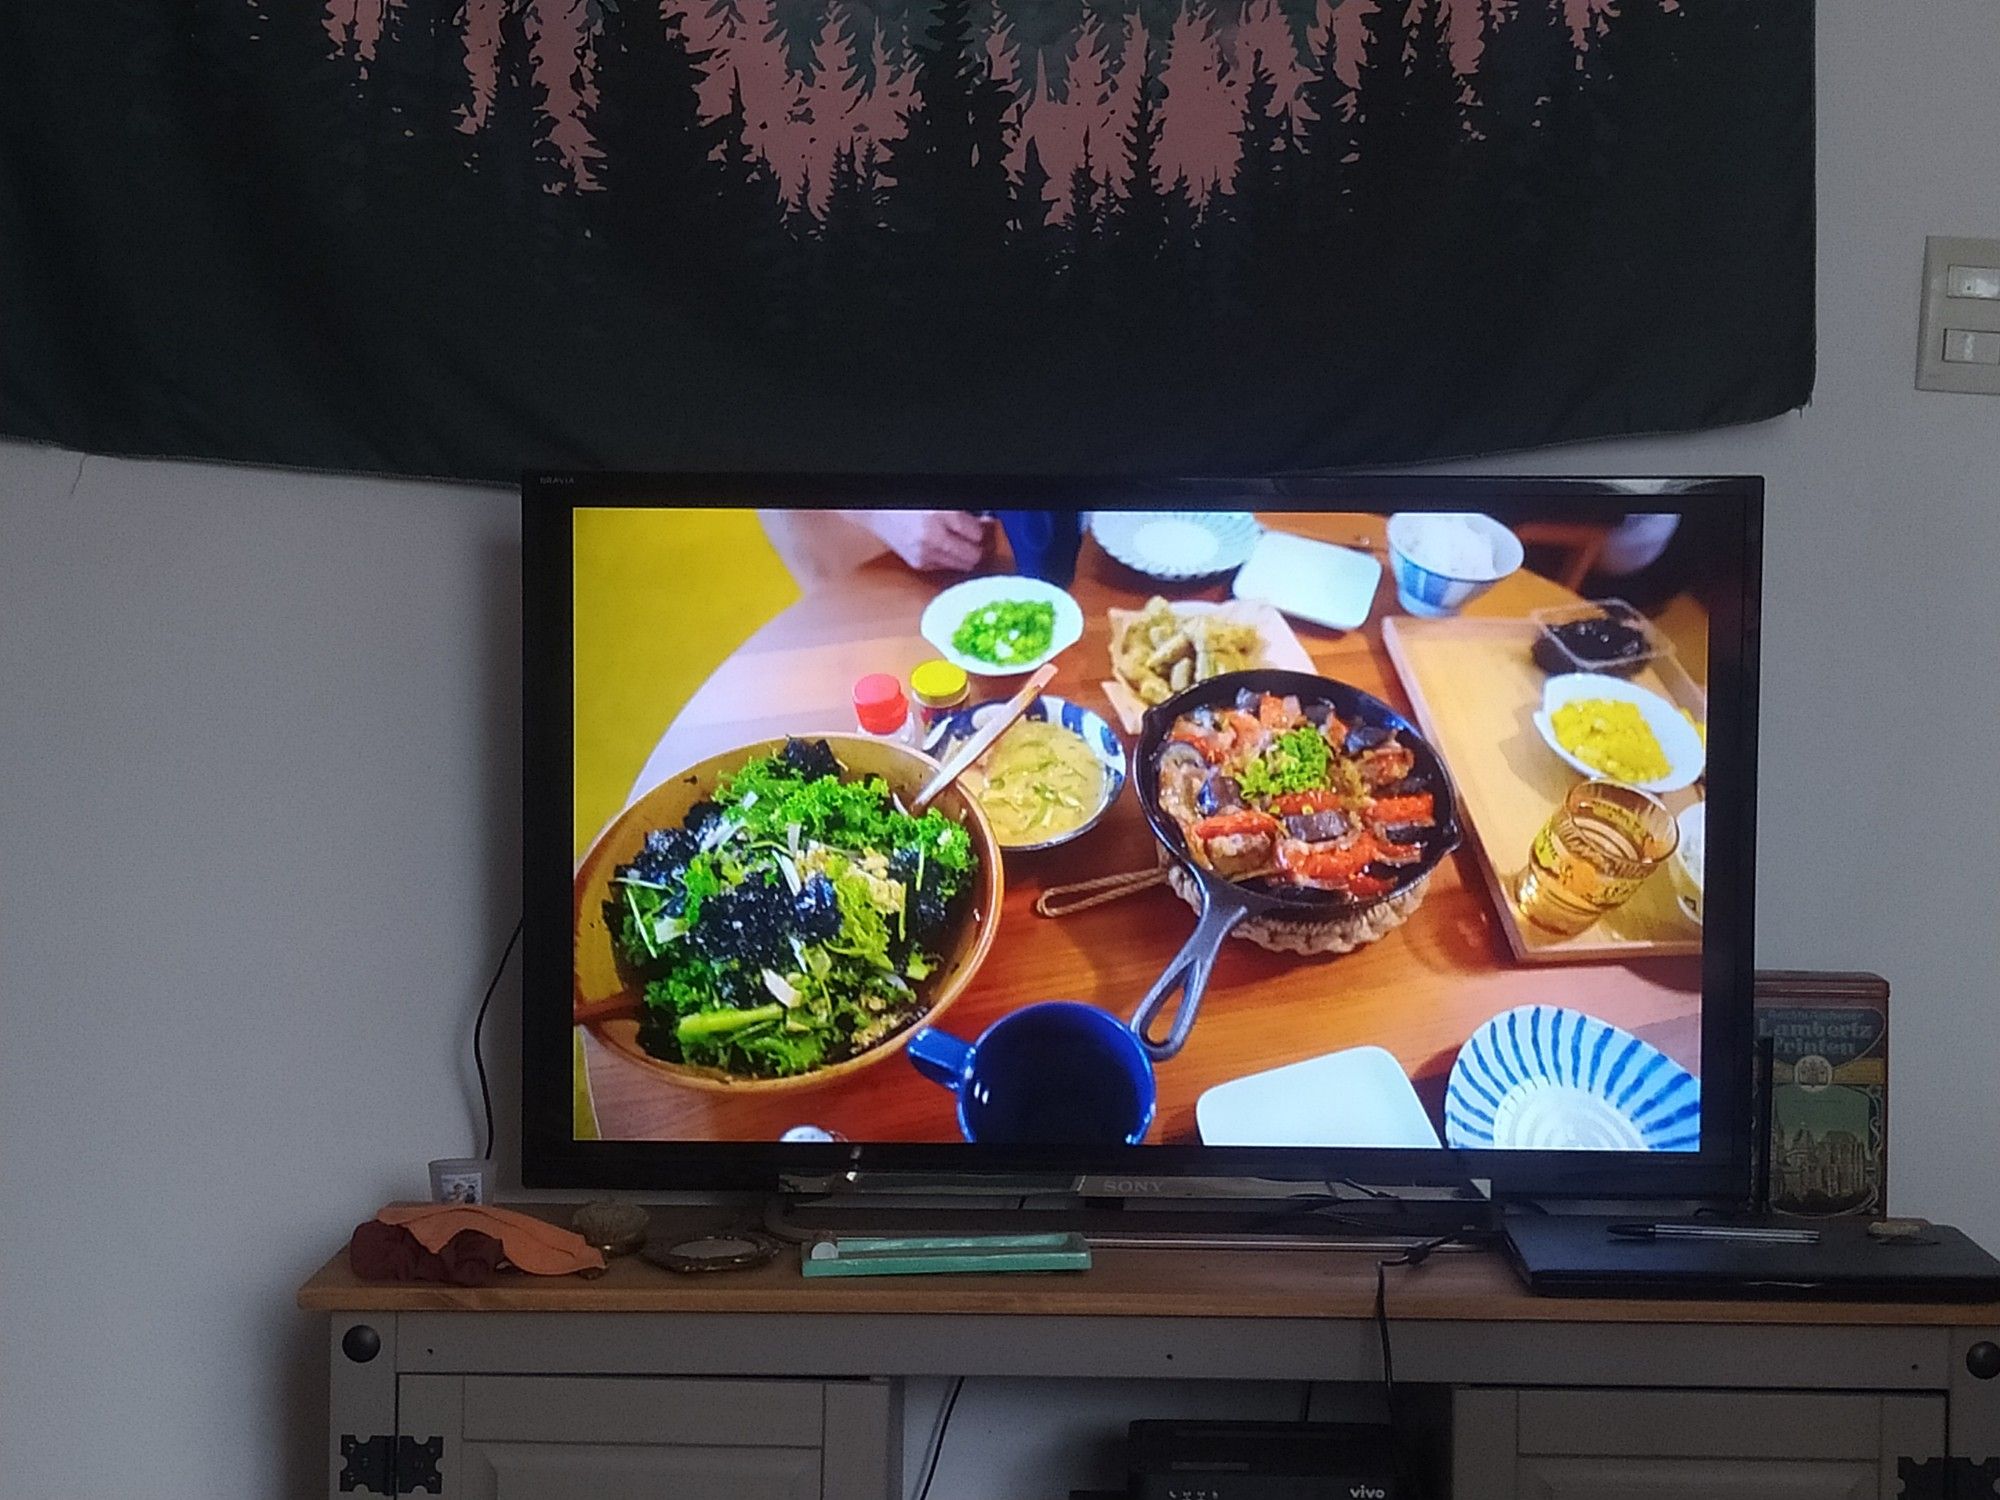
[{"x1": 1129, "y1": 883, "x2": 1249, "y2": 1061}]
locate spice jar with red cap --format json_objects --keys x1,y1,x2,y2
[{"x1": 852, "y1": 672, "x2": 919, "y2": 747}]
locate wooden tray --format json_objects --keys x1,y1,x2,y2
[{"x1": 1381, "y1": 615, "x2": 1706, "y2": 964}]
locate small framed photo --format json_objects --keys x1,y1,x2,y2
[{"x1": 428, "y1": 1157, "x2": 493, "y2": 1206}]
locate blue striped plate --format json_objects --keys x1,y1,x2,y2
[{"x1": 1444, "y1": 1006, "x2": 1700, "y2": 1153}]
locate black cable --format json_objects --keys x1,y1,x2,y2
[
  {"x1": 472, "y1": 917, "x2": 524, "y2": 1161},
  {"x1": 1372, "y1": 1233, "x2": 1459, "y2": 1500},
  {"x1": 1296, "y1": 1202, "x2": 1476, "y2": 1245},
  {"x1": 1299, "y1": 1380, "x2": 1314, "y2": 1423},
  {"x1": 912, "y1": 1377, "x2": 965, "y2": 1500},
  {"x1": 1334, "y1": 1178, "x2": 1400, "y2": 1203},
  {"x1": 1373, "y1": 1259, "x2": 1398, "y2": 1429}
]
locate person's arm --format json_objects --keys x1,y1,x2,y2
[{"x1": 757, "y1": 509, "x2": 990, "y2": 590}]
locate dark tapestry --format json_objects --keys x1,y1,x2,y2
[{"x1": 0, "y1": 0, "x2": 1812, "y2": 482}]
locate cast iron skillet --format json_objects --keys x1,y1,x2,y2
[{"x1": 1130, "y1": 668, "x2": 1462, "y2": 1062}]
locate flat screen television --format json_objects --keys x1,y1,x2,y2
[{"x1": 524, "y1": 476, "x2": 1761, "y2": 1201}]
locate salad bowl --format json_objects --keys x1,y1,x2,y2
[{"x1": 573, "y1": 735, "x2": 1005, "y2": 1093}]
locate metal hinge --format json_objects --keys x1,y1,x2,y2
[
  {"x1": 1896, "y1": 1457, "x2": 2000, "y2": 1499},
  {"x1": 338, "y1": 1433, "x2": 444, "y2": 1495}
]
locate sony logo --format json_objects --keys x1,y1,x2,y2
[{"x1": 1096, "y1": 1178, "x2": 1164, "y2": 1194}]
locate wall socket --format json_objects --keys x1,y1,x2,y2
[{"x1": 1917, "y1": 235, "x2": 2000, "y2": 396}]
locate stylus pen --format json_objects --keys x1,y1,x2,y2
[{"x1": 1608, "y1": 1222, "x2": 1821, "y2": 1245}]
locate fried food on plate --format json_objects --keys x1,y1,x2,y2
[{"x1": 1113, "y1": 596, "x2": 1263, "y2": 706}]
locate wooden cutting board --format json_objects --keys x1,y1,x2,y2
[{"x1": 1381, "y1": 615, "x2": 1705, "y2": 964}]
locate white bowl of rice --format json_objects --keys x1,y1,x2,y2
[{"x1": 1386, "y1": 512, "x2": 1524, "y2": 617}]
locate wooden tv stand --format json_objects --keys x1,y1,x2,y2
[{"x1": 300, "y1": 1209, "x2": 2000, "y2": 1499}]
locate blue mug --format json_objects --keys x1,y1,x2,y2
[{"x1": 906, "y1": 1002, "x2": 1157, "y2": 1145}]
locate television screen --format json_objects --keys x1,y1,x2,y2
[{"x1": 525, "y1": 477, "x2": 1760, "y2": 1196}]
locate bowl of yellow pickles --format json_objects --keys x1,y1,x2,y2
[{"x1": 1532, "y1": 674, "x2": 1705, "y2": 793}]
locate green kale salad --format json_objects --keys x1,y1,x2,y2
[{"x1": 607, "y1": 738, "x2": 978, "y2": 1079}]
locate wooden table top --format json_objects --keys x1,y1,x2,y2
[
  {"x1": 585, "y1": 513, "x2": 1701, "y2": 1144},
  {"x1": 297, "y1": 1213, "x2": 1990, "y2": 1326}
]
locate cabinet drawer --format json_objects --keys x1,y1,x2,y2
[
  {"x1": 462, "y1": 1376, "x2": 824, "y2": 1448},
  {"x1": 467, "y1": 1442, "x2": 821, "y2": 1500},
  {"x1": 1517, "y1": 1456, "x2": 1877, "y2": 1500},
  {"x1": 1518, "y1": 1391, "x2": 1886, "y2": 1460},
  {"x1": 1455, "y1": 1390, "x2": 1943, "y2": 1500}
]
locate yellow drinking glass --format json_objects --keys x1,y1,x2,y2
[{"x1": 1515, "y1": 780, "x2": 1679, "y2": 937}]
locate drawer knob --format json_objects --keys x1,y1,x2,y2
[
  {"x1": 1967, "y1": 1341, "x2": 2000, "y2": 1380},
  {"x1": 342, "y1": 1324, "x2": 382, "y2": 1364}
]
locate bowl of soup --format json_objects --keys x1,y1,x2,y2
[{"x1": 925, "y1": 695, "x2": 1126, "y2": 851}]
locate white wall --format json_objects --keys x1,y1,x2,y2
[
  {"x1": 1460, "y1": 0, "x2": 2000, "y2": 1248},
  {"x1": 2, "y1": 5, "x2": 1997, "y2": 1496},
  {"x1": 0, "y1": 451, "x2": 522, "y2": 1499}
]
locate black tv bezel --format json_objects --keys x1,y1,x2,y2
[{"x1": 523, "y1": 473, "x2": 1762, "y2": 1201}]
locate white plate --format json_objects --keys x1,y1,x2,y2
[
  {"x1": 1196, "y1": 1045, "x2": 1441, "y2": 1149},
  {"x1": 1445, "y1": 1006, "x2": 1700, "y2": 1152},
  {"x1": 1531, "y1": 673, "x2": 1706, "y2": 793},
  {"x1": 1231, "y1": 529, "x2": 1384, "y2": 632},
  {"x1": 920, "y1": 576, "x2": 1085, "y2": 677},
  {"x1": 1090, "y1": 511, "x2": 1261, "y2": 580}
]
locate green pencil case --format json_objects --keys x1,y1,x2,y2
[{"x1": 800, "y1": 1231, "x2": 1092, "y2": 1278}]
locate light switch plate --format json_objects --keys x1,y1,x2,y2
[
  {"x1": 1944, "y1": 328, "x2": 2000, "y2": 366},
  {"x1": 1918, "y1": 235, "x2": 2000, "y2": 395},
  {"x1": 1948, "y1": 264, "x2": 2000, "y2": 301}
]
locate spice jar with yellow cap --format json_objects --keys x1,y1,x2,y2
[{"x1": 910, "y1": 659, "x2": 970, "y2": 735}]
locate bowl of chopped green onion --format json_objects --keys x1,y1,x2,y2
[{"x1": 920, "y1": 575, "x2": 1084, "y2": 677}]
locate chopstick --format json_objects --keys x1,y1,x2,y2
[{"x1": 912, "y1": 663, "x2": 1058, "y2": 812}]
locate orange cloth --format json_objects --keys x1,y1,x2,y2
[{"x1": 377, "y1": 1203, "x2": 606, "y2": 1276}]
